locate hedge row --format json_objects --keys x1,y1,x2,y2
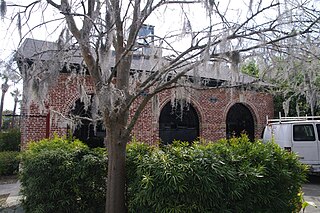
[
  {"x1": 0, "y1": 151, "x2": 20, "y2": 176},
  {"x1": 0, "y1": 128, "x2": 21, "y2": 152},
  {"x1": 20, "y1": 137, "x2": 107, "y2": 213},
  {"x1": 127, "y1": 137, "x2": 307, "y2": 213},
  {"x1": 20, "y1": 136, "x2": 307, "y2": 213},
  {"x1": 0, "y1": 129, "x2": 21, "y2": 176}
]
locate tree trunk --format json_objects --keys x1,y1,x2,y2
[
  {"x1": 11, "y1": 98, "x2": 17, "y2": 128},
  {"x1": 0, "y1": 91, "x2": 5, "y2": 130},
  {"x1": 105, "y1": 118, "x2": 128, "y2": 213},
  {"x1": 0, "y1": 80, "x2": 9, "y2": 131}
]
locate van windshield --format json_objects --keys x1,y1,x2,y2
[{"x1": 293, "y1": 124, "x2": 315, "y2": 141}]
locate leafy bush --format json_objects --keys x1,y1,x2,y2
[
  {"x1": 210, "y1": 136, "x2": 307, "y2": 212},
  {"x1": 0, "y1": 151, "x2": 20, "y2": 175},
  {"x1": 0, "y1": 128, "x2": 21, "y2": 151},
  {"x1": 20, "y1": 136, "x2": 107, "y2": 213},
  {"x1": 127, "y1": 136, "x2": 307, "y2": 213},
  {"x1": 20, "y1": 136, "x2": 307, "y2": 213}
]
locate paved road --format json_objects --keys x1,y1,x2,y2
[
  {"x1": 0, "y1": 181, "x2": 23, "y2": 213},
  {"x1": 302, "y1": 175, "x2": 320, "y2": 213}
]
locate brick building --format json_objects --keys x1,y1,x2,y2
[{"x1": 17, "y1": 38, "x2": 274, "y2": 147}]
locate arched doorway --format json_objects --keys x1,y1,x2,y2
[
  {"x1": 159, "y1": 102, "x2": 199, "y2": 145},
  {"x1": 226, "y1": 103, "x2": 255, "y2": 141},
  {"x1": 70, "y1": 97, "x2": 105, "y2": 148}
]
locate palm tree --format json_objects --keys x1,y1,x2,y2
[
  {"x1": 0, "y1": 77, "x2": 9, "y2": 130},
  {"x1": 10, "y1": 88, "x2": 21, "y2": 128}
]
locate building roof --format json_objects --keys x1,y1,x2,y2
[
  {"x1": 17, "y1": 38, "x2": 269, "y2": 87},
  {"x1": 17, "y1": 38, "x2": 162, "y2": 72}
]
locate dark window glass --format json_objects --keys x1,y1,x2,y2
[
  {"x1": 293, "y1": 124, "x2": 315, "y2": 141},
  {"x1": 70, "y1": 96, "x2": 105, "y2": 148},
  {"x1": 159, "y1": 102, "x2": 199, "y2": 145},
  {"x1": 317, "y1": 124, "x2": 320, "y2": 141}
]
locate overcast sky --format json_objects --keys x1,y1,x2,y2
[
  {"x1": 0, "y1": 0, "x2": 319, "y2": 112},
  {"x1": 0, "y1": 0, "x2": 228, "y2": 112}
]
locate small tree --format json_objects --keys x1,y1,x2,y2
[
  {"x1": 0, "y1": 77, "x2": 9, "y2": 130},
  {"x1": 10, "y1": 88, "x2": 21, "y2": 128}
]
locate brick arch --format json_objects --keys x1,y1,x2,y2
[
  {"x1": 224, "y1": 101, "x2": 258, "y2": 126},
  {"x1": 158, "y1": 96, "x2": 204, "y2": 128},
  {"x1": 69, "y1": 95, "x2": 105, "y2": 148},
  {"x1": 60, "y1": 89, "x2": 95, "y2": 116},
  {"x1": 157, "y1": 97, "x2": 203, "y2": 144},
  {"x1": 60, "y1": 93, "x2": 81, "y2": 115},
  {"x1": 224, "y1": 101, "x2": 258, "y2": 140}
]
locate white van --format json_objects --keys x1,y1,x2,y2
[{"x1": 263, "y1": 116, "x2": 320, "y2": 173}]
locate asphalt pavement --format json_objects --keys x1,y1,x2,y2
[
  {"x1": 303, "y1": 175, "x2": 320, "y2": 213},
  {"x1": 0, "y1": 180, "x2": 23, "y2": 213}
]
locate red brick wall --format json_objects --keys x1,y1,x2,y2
[
  {"x1": 21, "y1": 73, "x2": 274, "y2": 145},
  {"x1": 21, "y1": 74, "x2": 95, "y2": 147},
  {"x1": 131, "y1": 88, "x2": 274, "y2": 143}
]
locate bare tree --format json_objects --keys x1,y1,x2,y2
[
  {"x1": 2, "y1": 0, "x2": 320, "y2": 212},
  {"x1": 259, "y1": 28, "x2": 320, "y2": 116}
]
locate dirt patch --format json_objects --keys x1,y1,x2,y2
[
  {"x1": 0, "y1": 175, "x2": 18, "y2": 184},
  {"x1": 0, "y1": 193, "x2": 9, "y2": 207}
]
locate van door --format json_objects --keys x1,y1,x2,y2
[{"x1": 292, "y1": 124, "x2": 319, "y2": 164}]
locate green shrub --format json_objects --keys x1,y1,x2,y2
[
  {"x1": 20, "y1": 136, "x2": 307, "y2": 213},
  {"x1": 20, "y1": 136, "x2": 107, "y2": 213},
  {"x1": 127, "y1": 136, "x2": 307, "y2": 213},
  {"x1": 209, "y1": 136, "x2": 307, "y2": 212},
  {"x1": 0, "y1": 128, "x2": 21, "y2": 151},
  {"x1": 0, "y1": 151, "x2": 20, "y2": 175}
]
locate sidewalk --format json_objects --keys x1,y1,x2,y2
[
  {"x1": 302, "y1": 183, "x2": 320, "y2": 213},
  {"x1": 0, "y1": 181, "x2": 24, "y2": 213}
]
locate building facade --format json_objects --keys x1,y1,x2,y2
[
  {"x1": 20, "y1": 73, "x2": 273, "y2": 147},
  {"x1": 18, "y1": 38, "x2": 274, "y2": 147}
]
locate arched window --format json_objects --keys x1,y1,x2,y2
[
  {"x1": 70, "y1": 96, "x2": 105, "y2": 148},
  {"x1": 226, "y1": 103, "x2": 255, "y2": 141},
  {"x1": 159, "y1": 102, "x2": 199, "y2": 145}
]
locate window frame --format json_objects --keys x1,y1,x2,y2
[{"x1": 293, "y1": 124, "x2": 316, "y2": 141}]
